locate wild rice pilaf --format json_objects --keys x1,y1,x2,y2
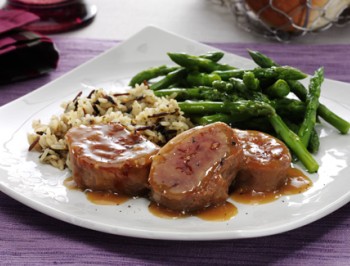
[{"x1": 27, "y1": 83, "x2": 193, "y2": 170}]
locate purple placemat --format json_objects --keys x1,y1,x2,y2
[{"x1": 1, "y1": 38, "x2": 350, "y2": 265}]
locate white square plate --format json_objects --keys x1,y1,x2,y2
[{"x1": 1, "y1": 26, "x2": 349, "y2": 240}]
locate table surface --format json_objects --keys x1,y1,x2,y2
[
  {"x1": 1, "y1": 1, "x2": 350, "y2": 265},
  {"x1": 1, "y1": 0, "x2": 350, "y2": 44}
]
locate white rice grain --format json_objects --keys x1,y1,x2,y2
[{"x1": 28, "y1": 84, "x2": 192, "y2": 170}]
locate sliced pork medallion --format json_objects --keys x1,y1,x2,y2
[
  {"x1": 65, "y1": 123, "x2": 159, "y2": 196},
  {"x1": 233, "y1": 129, "x2": 292, "y2": 192},
  {"x1": 149, "y1": 122, "x2": 243, "y2": 213}
]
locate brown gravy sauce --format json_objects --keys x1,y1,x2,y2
[
  {"x1": 64, "y1": 176, "x2": 237, "y2": 221},
  {"x1": 64, "y1": 166, "x2": 312, "y2": 220},
  {"x1": 231, "y1": 167, "x2": 312, "y2": 204},
  {"x1": 148, "y1": 201, "x2": 238, "y2": 221},
  {"x1": 85, "y1": 191, "x2": 130, "y2": 205},
  {"x1": 64, "y1": 176, "x2": 130, "y2": 205}
]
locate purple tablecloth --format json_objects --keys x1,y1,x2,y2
[{"x1": 1, "y1": 38, "x2": 350, "y2": 265}]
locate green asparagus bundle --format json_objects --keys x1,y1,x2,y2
[{"x1": 129, "y1": 50, "x2": 350, "y2": 173}]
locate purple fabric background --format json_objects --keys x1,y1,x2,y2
[{"x1": 1, "y1": 38, "x2": 350, "y2": 265}]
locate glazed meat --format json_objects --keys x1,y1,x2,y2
[
  {"x1": 65, "y1": 123, "x2": 159, "y2": 196},
  {"x1": 233, "y1": 129, "x2": 292, "y2": 192},
  {"x1": 148, "y1": 122, "x2": 244, "y2": 213}
]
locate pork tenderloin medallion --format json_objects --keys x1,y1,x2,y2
[
  {"x1": 65, "y1": 123, "x2": 159, "y2": 196},
  {"x1": 149, "y1": 122, "x2": 244, "y2": 213},
  {"x1": 233, "y1": 129, "x2": 292, "y2": 193}
]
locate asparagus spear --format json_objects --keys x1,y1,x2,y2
[
  {"x1": 199, "y1": 51, "x2": 225, "y2": 62},
  {"x1": 150, "y1": 68, "x2": 187, "y2": 91},
  {"x1": 284, "y1": 119, "x2": 320, "y2": 154},
  {"x1": 317, "y1": 104, "x2": 350, "y2": 134},
  {"x1": 186, "y1": 71, "x2": 221, "y2": 86},
  {"x1": 177, "y1": 100, "x2": 275, "y2": 117},
  {"x1": 265, "y1": 79, "x2": 290, "y2": 99},
  {"x1": 212, "y1": 80, "x2": 234, "y2": 92},
  {"x1": 269, "y1": 114, "x2": 319, "y2": 173},
  {"x1": 308, "y1": 127, "x2": 320, "y2": 154},
  {"x1": 129, "y1": 52, "x2": 226, "y2": 87},
  {"x1": 167, "y1": 52, "x2": 235, "y2": 72},
  {"x1": 249, "y1": 50, "x2": 350, "y2": 134},
  {"x1": 228, "y1": 77, "x2": 250, "y2": 96},
  {"x1": 155, "y1": 87, "x2": 306, "y2": 121},
  {"x1": 298, "y1": 67, "x2": 324, "y2": 147},
  {"x1": 154, "y1": 87, "x2": 209, "y2": 99},
  {"x1": 154, "y1": 87, "x2": 241, "y2": 101},
  {"x1": 288, "y1": 80, "x2": 350, "y2": 134},
  {"x1": 286, "y1": 80, "x2": 308, "y2": 101},
  {"x1": 248, "y1": 50, "x2": 277, "y2": 68},
  {"x1": 129, "y1": 65, "x2": 179, "y2": 87},
  {"x1": 193, "y1": 113, "x2": 234, "y2": 125},
  {"x1": 243, "y1": 71, "x2": 260, "y2": 91},
  {"x1": 214, "y1": 66, "x2": 307, "y2": 81},
  {"x1": 271, "y1": 98, "x2": 306, "y2": 122},
  {"x1": 194, "y1": 114, "x2": 273, "y2": 132}
]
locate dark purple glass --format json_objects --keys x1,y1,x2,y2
[{"x1": 4, "y1": 0, "x2": 97, "y2": 34}]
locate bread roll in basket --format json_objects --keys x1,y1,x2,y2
[{"x1": 245, "y1": 0, "x2": 350, "y2": 31}]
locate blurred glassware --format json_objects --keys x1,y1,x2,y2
[
  {"x1": 3, "y1": 0, "x2": 97, "y2": 34},
  {"x1": 212, "y1": 0, "x2": 350, "y2": 42}
]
